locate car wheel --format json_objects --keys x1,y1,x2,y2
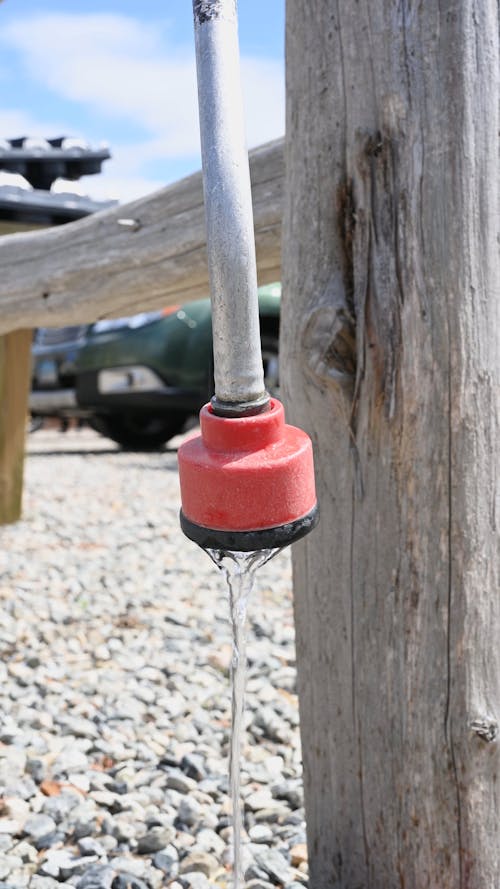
[
  {"x1": 89, "y1": 412, "x2": 189, "y2": 451},
  {"x1": 261, "y1": 334, "x2": 280, "y2": 399}
]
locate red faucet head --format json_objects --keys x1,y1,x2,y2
[{"x1": 178, "y1": 398, "x2": 318, "y2": 551}]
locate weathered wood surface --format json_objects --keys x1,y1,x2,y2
[
  {"x1": 0, "y1": 139, "x2": 283, "y2": 334},
  {"x1": 282, "y1": 2, "x2": 499, "y2": 887},
  {"x1": 0, "y1": 330, "x2": 32, "y2": 523}
]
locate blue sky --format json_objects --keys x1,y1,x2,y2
[{"x1": 0, "y1": 0, "x2": 285, "y2": 203}]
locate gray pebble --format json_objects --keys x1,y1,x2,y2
[
  {"x1": 109, "y1": 781, "x2": 128, "y2": 795},
  {"x1": 89, "y1": 790, "x2": 118, "y2": 809},
  {"x1": 271, "y1": 781, "x2": 303, "y2": 810},
  {"x1": 53, "y1": 750, "x2": 88, "y2": 775},
  {"x1": 25, "y1": 759, "x2": 45, "y2": 783},
  {"x1": 42, "y1": 791, "x2": 80, "y2": 822},
  {"x1": 180, "y1": 754, "x2": 206, "y2": 782},
  {"x1": 178, "y1": 851, "x2": 218, "y2": 878},
  {"x1": 77, "y1": 836, "x2": 107, "y2": 857},
  {"x1": 152, "y1": 846, "x2": 179, "y2": 879},
  {"x1": 40, "y1": 849, "x2": 99, "y2": 880},
  {"x1": 245, "y1": 864, "x2": 275, "y2": 883},
  {"x1": 5, "y1": 777, "x2": 37, "y2": 800},
  {"x1": 253, "y1": 805, "x2": 291, "y2": 823},
  {"x1": 245, "y1": 789, "x2": 274, "y2": 812},
  {"x1": 33, "y1": 831, "x2": 67, "y2": 851},
  {"x1": 165, "y1": 770, "x2": 197, "y2": 795},
  {"x1": 252, "y1": 707, "x2": 292, "y2": 744},
  {"x1": 191, "y1": 829, "x2": 225, "y2": 856},
  {"x1": 76, "y1": 865, "x2": 115, "y2": 889},
  {"x1": 249, "y1": 824, "x2": 274, "y2": 843},
  {"x1": 136, "y1": 826, "x2": 175, "y2": 854},
  {"x1": 110, "y1": 857, "x2": 148, "y2": 878},
  {"x1": 99, "y1": 835, "x2": 119, "y2": 853},
  {"x1": 254, "y1": 848, "x2": 292, "y2": 885},
  {"x1": 23, "y1": 814, "x2": 57, "y2": 841},
  {"x1": 177, "y1": 797, "x2": 201, "y2": 828}
]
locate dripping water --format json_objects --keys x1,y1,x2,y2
[{"x1": 208, "y1": 548, "x2": 280, "y2": 889}]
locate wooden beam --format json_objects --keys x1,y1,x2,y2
[
  {"x1": 0, "y1": 330, "x2": 32, "y2": 524},
  {"x1": 0, "y1": 138, "x2": 283, "y2": 335}
]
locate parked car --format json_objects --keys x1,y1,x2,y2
[{"x1": 30, "y1": 283, "x2": 281, "y2": 450}]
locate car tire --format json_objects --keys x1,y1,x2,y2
[{"x1": 89, "y1": 412, "x2": 189, "y2": 451}]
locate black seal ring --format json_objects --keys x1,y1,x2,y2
[{"x1": 180, "y1": 503, "x2": 319, "y2": 553}]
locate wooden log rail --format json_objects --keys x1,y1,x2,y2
[
  {"x1": 0, "y1": 138, "x2": 284, "y2": 334},
  {"x1": 0, "y1": 138, "x2": 283, "y2": 523}
]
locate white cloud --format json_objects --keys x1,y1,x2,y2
[
  {"x1": 75, "y1": 173, "x2": 166, "y2": 204},
  {"x1": 1, "y1": 13, "x2": 284, "y2": 169},
  {"x1": 241, "y1": 57, "x2": 285, "y2": 148},
  {"x1": 0, "y1": 108, "x2": 68, "y2": 140}
]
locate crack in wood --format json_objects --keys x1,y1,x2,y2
[
  {"x1": 356, "y1": 131, "x2": 405, "y2": 421},
  {"x1": 349, "y1": 470, "x2": 370, "y2": 879},
  {"x1": 301, "y1": 178, "x2": 357, "y2": 398},
  {"x1": 444, "y1": 295, "x2": 464, "y2": 889}
]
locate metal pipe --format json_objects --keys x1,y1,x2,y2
[{"x1": 192, "y1": 0, "x2": 269, "y2": 416}]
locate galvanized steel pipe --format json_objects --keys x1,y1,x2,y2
[{"x1": 192, "y1": 0, "x2": 269, "y2": 416}]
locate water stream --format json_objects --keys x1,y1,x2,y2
[{"x1": 208, "y1": 548, "x2": 280, "y2": 889}]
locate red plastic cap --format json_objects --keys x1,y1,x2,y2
[{"x1": 178, "y1": 399, "x2": 317, "y2": 533}]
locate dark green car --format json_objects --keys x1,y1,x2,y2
[{"x1": 30, "y1": 284, "x2": 281, "y2": 450}]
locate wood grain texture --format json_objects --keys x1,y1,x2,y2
[
  {"x1": 0, "y1": 139, "x2": 283, "y2": 334},
  {"x1": 282, "y1": 2, "x2": 499, "y2": 887},
  {"x1": 0, "y1": 330, "x2": 32, "y2": 524}
]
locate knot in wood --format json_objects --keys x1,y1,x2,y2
[{"x1": 470, "y1": 718, "x2": 498, "y2": 742}]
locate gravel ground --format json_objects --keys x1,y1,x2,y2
[{"x1": 0, "y1": 427, "x2": 307, "y2": 889}]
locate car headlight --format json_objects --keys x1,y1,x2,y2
[{"x1": 92, "y1": 307, "x2": 179, "y2": 334}]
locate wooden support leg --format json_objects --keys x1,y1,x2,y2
[{"x1": 0, "y1": 330, "x2": 32, "y2": 524}]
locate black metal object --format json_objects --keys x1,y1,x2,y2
[
  {"x1": 180, "y1": 503, "x2": 319, "y2": 553},
  {"x1": 0, "y1": 138, "x2": 110, "y2": 190},
  {"x1": 0, "y1": 136, "x2": 115, "y2": 226},
  {"x1": 0, "y1": 186, "x2": 115, "y2": 226}
]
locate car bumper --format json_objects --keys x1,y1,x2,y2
[{"x1": 77, "y1": 367, "x2": 204, "y2": 414}]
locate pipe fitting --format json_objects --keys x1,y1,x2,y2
[{"x1": 178, "y1": 398, "x2": 319, "y2": 551}]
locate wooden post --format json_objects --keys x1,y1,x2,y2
[
  {"x1": 282, "y1": 1, "x2": 499, "y2": 886},
  {"x1": 0, "y1": 330, "x2": 32, "y2": 524}
]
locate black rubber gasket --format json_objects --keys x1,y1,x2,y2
[
  {"x1": 180, "y1": 503, "x2": 319, "y2": 552},
  {"x1": 210, "y1": 393, "x2": 270, "y2": 418}
]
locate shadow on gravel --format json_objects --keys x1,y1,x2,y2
[
  {"x1": 26, "y1": 446, "x2": 180, "y2": 458},
  {"x1": 119, "y1": 458, "x2": 180, "y2": 472},
  {"x1": 27, "y1": 448, "x2": 121, "y2": 457}
]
